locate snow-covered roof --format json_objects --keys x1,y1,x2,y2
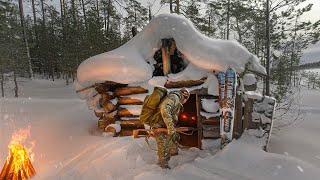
[{"x1": 77, "y1": 14, "x2": 266, "y2": 88}]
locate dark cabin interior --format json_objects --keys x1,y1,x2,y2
[
  {"x1": 177, "y1": 94, "x2": 201, "y2": 148},
  {"x1": 152, "y1": 38, "x2": 187, "y2": 76}
]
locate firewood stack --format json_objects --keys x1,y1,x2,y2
[
  {"x1": 115, "y1": 86, "x2": 147, "y2": 136},
  {"x1": 90, "y1": 82, "x2": 148, "y2": 136}
]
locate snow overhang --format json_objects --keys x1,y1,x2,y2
[{"x1": 76, "y1": 13, "x2": 266, "y2": 88}]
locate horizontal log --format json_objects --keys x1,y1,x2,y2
[
  {"x1": 100, "y1": 92, "x2": 115, "y2": 102},
  {"x1": 118, "y1": 120, "x2": 144, "y2": 129},
  {"x1": 114, "y1": 86, "x2": 148, "y2": 96},
  {"x1": 104, "y1": 110, "x2": 117, "y2": 119},
  {"x1": 102, "y1": 101, "x2": 117, "y2": 113},
  {"x1": 97, "y1": 116, "x2": 115, "y2": 130},
  {"x1": 201, "y1": 116, "x2": 220, "y2": 126},
  {"x1": 117, "y1": 108, "x2": 139, "y2": 118},
  {"x1": 105, "y1": 126, "x2": 117, "y2": 136},
  {"x1": 119, "y1": 129, "x2": 136, "y2": 136},
  {"x1": 165, "y1": 77, "x2": 207, "y2": 88},
  {"x1": 118, "y1": 97, "x2": 143, "y2": 105},
  {"x1": 76, "y1": 81, "x2": 127, "y2": 93},
  {"x1": 94, "y1": 110, "x2": 104, "y2": 118}
]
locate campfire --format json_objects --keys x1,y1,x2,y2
[{"x1": 0, "y1": 126, "x2": 36, "y2": 180}]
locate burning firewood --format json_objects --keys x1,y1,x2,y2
[
  {"x1": 0, "y1": 144, "x2": 36, "y2": 180},
  {"x1": 0, "y1": 127, "x2": 36, "y2": 180}
]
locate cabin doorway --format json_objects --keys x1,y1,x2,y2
[{"x1": 177, "y1": 93, "x2": 202, "y2": 149}]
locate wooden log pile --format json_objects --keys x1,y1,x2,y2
[{"x1": 86, "y1": 82, "x2": 148, "y2": 136}]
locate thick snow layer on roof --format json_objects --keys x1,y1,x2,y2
[
  {"x1": 77, "y1": 14, "x2": 266, "y2": 87},
  {"x1": 168, "y1": 64, "x2": 207, "y2": 82}
]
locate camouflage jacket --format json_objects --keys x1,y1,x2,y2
[{"x1": 159, "y1": 91, "x2": 183, "y2": 135}]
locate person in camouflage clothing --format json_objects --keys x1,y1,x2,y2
[{"x1": 152, "y1": 88, "x2": 190, "y2": 169}]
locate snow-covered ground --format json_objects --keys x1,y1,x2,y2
[
  {"x1": 269, "y1": 88, "x2": 320, "y2": 168},
  {"x1": 1, "y1": 78, "x2": 320, "y2": 180}
]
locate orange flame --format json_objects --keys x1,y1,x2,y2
[{"x1": 0, "y1": 126, "x2": 36, "y2": 179}]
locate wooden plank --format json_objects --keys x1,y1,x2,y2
[
  {"x1": 243, "y1": 98, "x2": 254, "y2": 129},
  {"x1": 233, "y1": 92, "x2": 243, "y2": 139},
  {"x1": 196, "y1": 93, "x2": 202, "y2": 149},
  {"x1": 202, "y1": 119, "x2": 220, "y2": 126}
]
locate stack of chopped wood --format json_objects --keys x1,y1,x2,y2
[
  {"x1": 91, "y1": 82, "x2": 148, "y2": 136},
  {"x1": 115, "y1": 86, "x2": 147, "y2": 136}
]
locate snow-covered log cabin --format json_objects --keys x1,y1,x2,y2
[{"x1": 75, "y1": 14, "x2": 275, "y2": 150}]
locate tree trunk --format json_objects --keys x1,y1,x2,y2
[
  {"x1": 1, "y1": 72, "x2": 4, "y2": 97},
  {"x1": 103, "y1": 2, "x2": 107, "y2": 32},
  {"x1": 13, "y1": 71, "x2": 18, "y2": 98},
  {"x1": 236, "y1": 17, "x2": 242, "y2": 43},
  {"x1": 290, "y1": 15, "x2": 298, "y2": 86},
  {"x1": 170, "y1": 0, "x2": 173, "y2": 13},
  {"x1": 96, "y1": 0, "x2": 100, "y2": 19},
  {"x1": 265, "y1": 0, "x2": 271, "y2": 96},
  {"x1": 106, "y1": 0, "x2": 111, "y2": 34},
  {"x1": 176, "y1": 0, "x2": 180, "y2": 14},
  {"x1": 80, "y1": 0, "x2": 87, "y2": 29},
  {"x1": 31, "y1": 0, "x2": 37, "y2": 38},
  {"x1": 226, "y1": 0, "x2": 230, "y2": 40},
  {"x1": 40, "y1": 0, "x2": 46, "y2": 26},
  {"x1": 18, "y1": 0, "x2": 34, "y2": 79},
  {"x1": 148, "y1": 5, "x2": 152, "y2": 21}
]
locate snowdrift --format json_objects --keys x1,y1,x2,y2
[{"x1": 77, "y1": 14, "x2": 266, "y2": 88}]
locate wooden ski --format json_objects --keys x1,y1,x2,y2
[{"x1": 218, "y1": 68, "x2": 237, "y2": 146}]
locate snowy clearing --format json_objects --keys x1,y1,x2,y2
[{"x1": 1, "y1": 79, "x2": 320, "y2": 180}]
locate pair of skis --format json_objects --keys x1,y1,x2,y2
[{"x1": 217, "y1": 68, "x2": 237, "y2": 146}]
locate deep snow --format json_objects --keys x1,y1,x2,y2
[{"x1": 1, "y1": 78, "x2": 320, "y2": 180}]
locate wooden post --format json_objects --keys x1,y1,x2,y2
[
  {"x1": 196, "y1": 93, "x2": 202, "y2": 149},
  {"x1": 243, "y1": 98, "x2": 254, "y2": 129},
  {"x1": 161, "y1": 39, "x2": 171, "y2": 75},
  {"x1": 233, "y1": 91, "x2": 243, "y2": 139}
]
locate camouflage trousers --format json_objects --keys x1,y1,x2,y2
[{"x1": 154, "y1": 132, "x2": 178, "y2": 168}]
